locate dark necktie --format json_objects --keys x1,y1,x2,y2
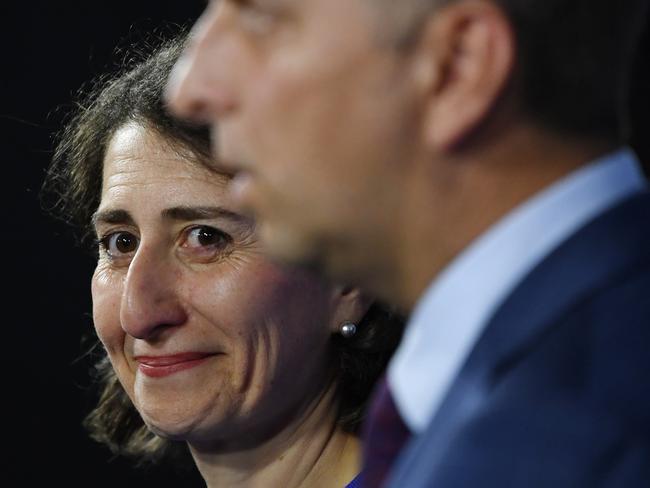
[{"x1": 361, "y1": 376, "x2": 412, "y2": 488}]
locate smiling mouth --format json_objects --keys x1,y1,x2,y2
[{"x1": 134, "y1": 352, "x2": 218, "y2": 378}]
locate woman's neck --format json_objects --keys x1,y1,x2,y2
[{"x1": 188, "y1": 383, "x2": 360, "y2": 488}]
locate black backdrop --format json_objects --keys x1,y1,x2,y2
[
  {"x1": 2, "y1": 2, "x2": 205, "y2": 486},
  {"x1": 1, "y1": 2, "x2": 648, "y2": 486}
]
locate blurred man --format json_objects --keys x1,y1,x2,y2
[{"x1": 167, "y1": 0, "x2": 650, "y2": 486}]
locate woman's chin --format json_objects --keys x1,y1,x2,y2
[
  {"x1": 136, "y1": 400, "x2": 214, "y2": 440},
  {"x1": 139, "y1": 404, "x2": 238, "y2": 447},
  {"x1": 142, "y1": 414, "x2": 198, "y2": 441}
]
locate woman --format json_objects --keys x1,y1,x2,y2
[{"x1": 44, "y1": 34, "x2": 402, "y2": 487}]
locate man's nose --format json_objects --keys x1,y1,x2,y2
[
  {"x1": 120, "y1": 245, "x2": 187, "y2": 340},
  {"x1": 165, "y1": 11, "x2": 236, "y2": 123}
]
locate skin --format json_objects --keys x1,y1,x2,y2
[
  {"x1": 167, "y1": 0, "x2": 612, "y2": 311},
  {"x1": 167, "y1": 0, "x2": 419, "y2": 295},
  {"x1": 92, "y1": 123, "x2": 363, "y2": 487}
]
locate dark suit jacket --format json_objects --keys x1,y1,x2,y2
[{"x1": 387, "y1": 191, "x2": 650, "y2": 487}]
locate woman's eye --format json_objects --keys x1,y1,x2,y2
[
  {"x1": 99, "y1": 232, "x2": 139, "y2": 257},
  {"x1": 184, "y1": 226, "x2": 232, "y2": 251}
]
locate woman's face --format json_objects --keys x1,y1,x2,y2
[{"x1": 92, "y1": 124, "x2": 344, "y2": 448}]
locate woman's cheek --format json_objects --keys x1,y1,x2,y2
[{"x1": 91, "y1": 265, "x2": 125, "y2": 354}]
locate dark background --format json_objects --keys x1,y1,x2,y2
[
  {"x1": 2, "y1": 2, "x2": 205, "y2": 486},
  {"x1": 1, "y1": 2, "x2": 649, "y2": 487}
]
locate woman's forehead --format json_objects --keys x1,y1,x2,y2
[
  {"x1": 99, "y1": 127, "x2": 233, "y2": 217},
  {"x1": 104, "y1": 124, "x2": 228, "y2": 184}
]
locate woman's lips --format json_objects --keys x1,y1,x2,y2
[{"x1": 134, "y1": 352, "x2": 217, "y2": 378}]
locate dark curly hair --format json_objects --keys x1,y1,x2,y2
[{"x1": 43, "y1": 30, "x2": 404, "y2": 465}]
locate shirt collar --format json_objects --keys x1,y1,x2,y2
[{"x1": 388, "y1": 148, "x2": 647, "y2": 432}]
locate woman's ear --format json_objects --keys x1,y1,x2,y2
[{"x1": 329, "y1": 285, "x2": 374, "y2": 334}]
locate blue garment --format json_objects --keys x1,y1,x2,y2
[
  {"x1": 345, "y1": 473, "x2": 362, "y2": 488},
  {"x1": 389, "y1": 148, "x2": 646, "y2": 433},
  {"x1": 387, "y1": 190, "x2": 650, "y2": 486}
]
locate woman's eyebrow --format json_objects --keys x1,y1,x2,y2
[
  {"x1": 161, "y1": 205, "x2": 251, "y2": 225},
  {"x1": 92, "y1": 209, "x2": 134, "y2": 227},
  {"x1": 91, "y1": 206, "x2": 253, "y2": 227}
]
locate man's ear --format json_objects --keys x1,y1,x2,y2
[
  {"x1": 411, "y1": 0, "x2": 515, "y2": 150},
  {"x1": 329, "y1": 286, "x2": 374, "y2": 334}
]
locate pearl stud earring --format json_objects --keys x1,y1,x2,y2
[{"x1": 339, "y1": 322, "x2": 357, "y2": 338}]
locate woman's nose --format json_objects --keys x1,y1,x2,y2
[{"x1": 120, "y1": 245, "x2": 187, "y2": 340}]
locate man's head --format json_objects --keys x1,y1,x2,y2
[
  {"x1": 371, "y1": 0, "x2": 647, "y2": 139},
  {"x1": 166, "y1": 0, "x2": 647, "y2": 306}
]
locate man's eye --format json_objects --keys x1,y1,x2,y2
[
  {"x1": 99, "y1": 232, "x2": 139, "y2": 256},
  {"x1": 238, "y1": 3, "x2": 278, "y2": 34},
  {"x1": 184, "y1": 226, "x2": 232, "y2": 249}
]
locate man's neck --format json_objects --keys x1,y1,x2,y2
[{"x1": 394, "y1": 125, "x2": 618, "y2": 311}]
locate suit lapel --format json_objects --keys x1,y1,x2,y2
[{"x1": 387, "y1": 191, "x2": 650, "y2": 487}]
